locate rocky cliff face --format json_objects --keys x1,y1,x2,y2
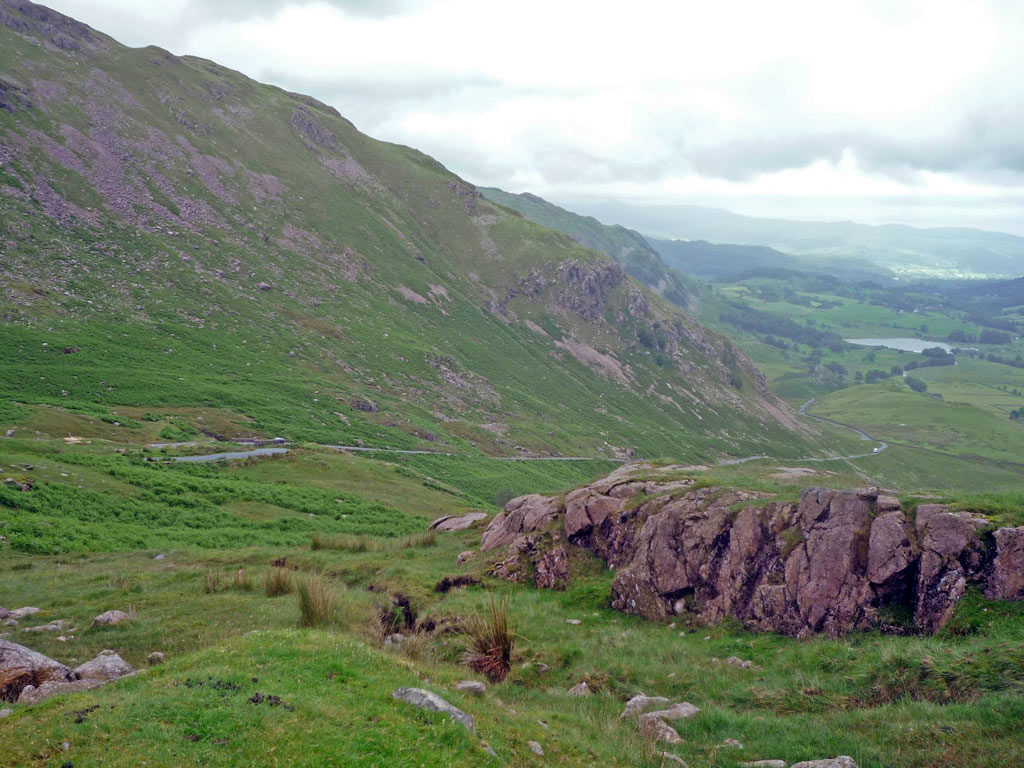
[{"x1": 480, "y1": 465, "x2": 1024, "y2": 636}]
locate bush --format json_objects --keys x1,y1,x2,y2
[
  {"x1": 297, "y1": 573, "x2": 337, "y2": 627},
  {"x1": 464, "y1": 595, "x2": 516, "y2": 683},
  {"x1": 264, "y1": 566, "x2": 294, "y2": 597},
  {"x1": 906, "y1": 376, "x2": 928, "y2": 393}
]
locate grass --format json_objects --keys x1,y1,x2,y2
[
  {"x1": 296, "y1": 573, "x2": 338, "y2": 627},
  {"x1": 464, "y1": 594, "x2": 516, "y2": 683},
  {"x1": 264, "y1": 567, "x2": 294, "y2": 597}
]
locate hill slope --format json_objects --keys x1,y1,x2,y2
[
  {"x1": 0, "y1": 0, "x2": 813, "y2": 462},
  {"x1": 479, "y1": 187, "x2": 698, "y2": 310}
]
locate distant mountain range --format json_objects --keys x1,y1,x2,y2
[{"x1": 557, "y1": 200, "x2": 1024, "y2": 279}]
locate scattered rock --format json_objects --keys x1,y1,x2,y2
[
  {"x1": 153, "y1": 554, "x2": 166, "y2": 561},
  {"x1": 392, "y1": 687, "x2": 475, "y2": 732},
  {"x1": 0, "y1": 708, "x2": 11, "y2": 718},
  {"x1": 619, "y1": 693, "x2": 670, "y2": 718},
  {"x1": 383, "y1": 633, "x2": 407, "y2": 649},
  {"x1": 7, "y1": 608, "x2": 40, "y2": 621},
  {"x1": 74, "y1": 650, "x2": 132, "y2": 681},
  {"x1": 791, "y1": 759, "x2": 858, "y2": 768},
  {"x1": 567, "y1": 681, "x2": 592, "y2": 696},
  {"x1": 18, "y1": 679, "x2": 105, "y2": 705},
  {"x1": 429, "y1": 512, "x2": 488, "y2": 532},
  {"x1": 723, "y1": 738, "x2": 744, "y2": 748},
  {"x1": 527, "y1": 741, "x2": 545, "y2": 756},
  {"x1": 659, "y1": 753, "x2": 688, "y2": 767},
  {"x1": 92, "y1": 610, "x2": 130, "y2": 628},
  {"x1": 147, "y1": 652, "x2": 165, "y2": 665},
  {"x1": 726, "y1": 656, "x2": 756, "y2": 669},
  {"x1": 456, "y1": 550, "x2": 476, "y2": 565},
  {"x1": 23, "y1": 620, "x2": 70, "y2": 633},
  {"x1": 646, "y1": 702, "x2": 700, "y2": 721},
  {"x1": 455, "y1": 680, "x2": 486, "y2": 697},
  {"x1": 741, "y1": 762, "x2": 787, "y2": 768},
  {"x1": 565, "y1": 619, "x2": 581, "y2": 625},
  {"x1": 638, "y1": 713, "x2": 682, "y2": 743},
  {"x1": 350, "y1": 399, "x2": 379, "y2": 413},
  {"x1": 434, "y1": 575, "x2": 480, "y2": 593},
  {"x1": 0, "y1": 639, "x2": 75, "y2": 702}
]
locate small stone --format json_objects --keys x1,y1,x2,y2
[
  {"x1": 659, "y1": 753, "x2": 688, "y2": 767},
  {"x1": 8, "y1": 608, "x2": 40, "y2": 620},
  {"x1": 723, "y1": 738, "x2": 744, "y2": 748},
  {"x1": 392, "y1": 687, "x2": 475, "y2": 732},
  {"x1": 0, "y1": 708, "x2": 11, "y2": 719},
  {"x1": 647, "y1": 702, "x2": 700, "y2": 721},
  {"x1": 566, "y1": 619, "x2": 581, "y2": 625},
  {"x1": 726, "y1": 656, "x2": 756, "y2": 669},
  {"x1": 567, "y1": 681, "x2": 592, "y2": 696},
  {"x1": 455, "y1": 680, "x2": 486, "y2": 696},
  {"x1": 23, "y1": 620, "x2": 69, "y2": 633},
  {"x1": 383, "y1": 633, "x2": 407, "y2": 648},
  {"x1": 147, "y1": 652, "x2": 165, "y2": 665},
  {"x1": 740, "y1": 761, "x2": 787, "y2": 768},
  {"x1": 92, "y1": 610, "x2": 130, "y2": 628},
  {"x1": 483, "y1": 743, "x2": 498, "y2": 757},
  {"x1": 791, "y1": 759, "x2": 858, "y2": 768},
  {"x1": 619, "y1": 693, "x2": 670, "y2": 718},
  {"x1": 527, "y1": 741, "x2": 544, "y2": 756},
  {"x1": 153, "y1": 554, "x2": 166, "y2": 561}
]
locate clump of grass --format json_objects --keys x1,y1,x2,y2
[
  {"x1": 264, "y1": 566, "x2": 294, "y2": 597},
  {"x1": 400, "y1": 529, "x2": 437, "y2": 549},
  {"x1": 297, "y1": 573, "x2": 337, "y2": 627},
  {"x1": 204, "y1": 569, "x2": 223, "y2": 594},
  {"x1": 464, "y1": 594, "x2": 516, "y2": 683},
  {"x1": 311, "y1": 533, "x2": 375, "y2": 552},
  {"x1": 108, "y1": 572, "x2": 134, "y2": 590},
  {"x1": 232, "y1": 568, "x2": 252, "y2": 591}
]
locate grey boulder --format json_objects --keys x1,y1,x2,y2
[{"x1": 392, "y1": 687, "x2": 475, "y2": 732}]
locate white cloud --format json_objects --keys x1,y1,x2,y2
[{"x1": 40, "y1": 0, "x2": 1024, "y2": 232}]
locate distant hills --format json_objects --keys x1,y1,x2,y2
[{"x1": 559, "y1": 200, "x2": 1024, "y2": 279}]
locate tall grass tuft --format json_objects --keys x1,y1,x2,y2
[
  {"x1": 232, "y1": 568, "x2": 253, "y2": 591},
  {"x1": 204, "y1": 569, "x2": 222, "y2": 594},
  {"x1": 264, "y1": 566, "x2": 294, "y2": 597},
  {"x1": 297, "y1": 573, "x2": 337, "y2": 627},
  {"x1": 464, "y1": 594, "x2": 516, "y2": 683},
  {"x1": 312, "y1": 533, "x2": 374, "y2": 552}
]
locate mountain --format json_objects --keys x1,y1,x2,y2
[
  {"x1": 479, "y1": 187, "x2": 697, "y2": 309},
  {"x1": 563, "y1": 200, "x2": 1024, "y2": 279},
  {"x1": 0, "y1": 0, "x2": 813, "y2": 462}
]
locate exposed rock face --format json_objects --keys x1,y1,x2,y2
[
  {"x1": 481, "y1": 467, "x2": 1024, "y2": 636},
  {"x1": 0, "y1": 640, "x2": 74, "y2": 702}
]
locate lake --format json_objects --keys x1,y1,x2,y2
[{"x1": 844, "y1": 337, "x2": 952, "y2": 353}]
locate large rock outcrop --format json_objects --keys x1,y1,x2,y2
[
  {"x1": 480, "y1": 465, "x2": 1023, "y2": 636},
  {"x1": 0, "y1": 639, "x2": 75, "y2": 702}
]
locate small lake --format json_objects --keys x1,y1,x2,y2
[{"x1": 844, "y1": 337, "x2": 952, "y2": 353}]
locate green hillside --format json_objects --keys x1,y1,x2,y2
[{"x1": 0, "y1": 3, "x2": 816, "y2": 464}]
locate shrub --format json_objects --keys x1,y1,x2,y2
[
  {"x1": 264, "y1": 566, "x2": 294, "y2": 597},
  {"x1": 464, "y1": 594, "x2": 516, "y2": 683},
  {"x1": 297, "y1": 573, "x2": 337, "y2": 627}
]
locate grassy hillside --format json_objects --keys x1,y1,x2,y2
[{"x1": 0, "y1": 1, "x2": 817, "y2": 464}]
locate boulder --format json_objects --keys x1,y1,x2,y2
[
  {"x1": 638, "y1": 713, "x2": 682, "y2": 743},
  {"x1": 914, "y1": 506, "x2": 987, "y2": 632},
  {"x1": 567, "y1": 681, "x2": 591, "y2": 696},
  {"x1": 92, "y1": 610, "x2": 130, "y2": 627},
  {"x1": 741, "y1": 762, "x2": 787, "y2": 768},
  {"x1": 619, "y1": 693, "x2": 670, "y2": 718},
  {"x1": 147, "y1": 651, "x2": 165, "y2": 665},
  {"x1": 480, "y1": 494, "x2": 563, "y2": 551},
  {"x1": 429, "y1": 512, "x2": 488, "y2": 532},
  {"x1": 455, "y1": 680, "x2": 486, "y2": 696},
  {"x1": 7, "y1": 608, "x2": 40, "y2": 620},
  {"x1": 456, "y1": 550, "x2": 476, "y2": 565},
  {"x1": 392, "y1": 687, "x2": 475, "y2": 732},
  {"x1": 74, "y1": 650, "x2": 132, "y2": 681},
  {"x1": 527, "y1": 741, "x2": 544, "y2": 756},
  {"x1": 790, "y1": 759, "x2": 858, "y2": 768},
  {"x1": 0, "y1": 640, "x2": 74, "y2": 702},
  {"x1": 645, "y1": 702, "x2": 700, "y2": 721}
]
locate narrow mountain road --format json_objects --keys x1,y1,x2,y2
[{"x1": 797, "y1": 398, "x2": 888, "y2": 461}]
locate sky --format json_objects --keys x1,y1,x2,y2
[{"x1": 43, "y1": 0, "x2": 1024, "y2": 234}]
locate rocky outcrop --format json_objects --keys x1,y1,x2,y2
[
  {"x1": 481, "y1": 466, "x2": 1023, "y2": 636},
  {"x1": 428, "y1": 512, "x2": 488, "y2": 532},
  {"x1": 0, "y1": 639, "x2": 74, "y2": 702}
]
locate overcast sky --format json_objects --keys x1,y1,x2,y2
[{"x1": 44, "y1": 0, "x2": 1024, "y2": 233}]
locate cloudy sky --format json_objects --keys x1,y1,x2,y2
[{"x1": 46, "y1": 0, "x2": 1024, "y2": 233}]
